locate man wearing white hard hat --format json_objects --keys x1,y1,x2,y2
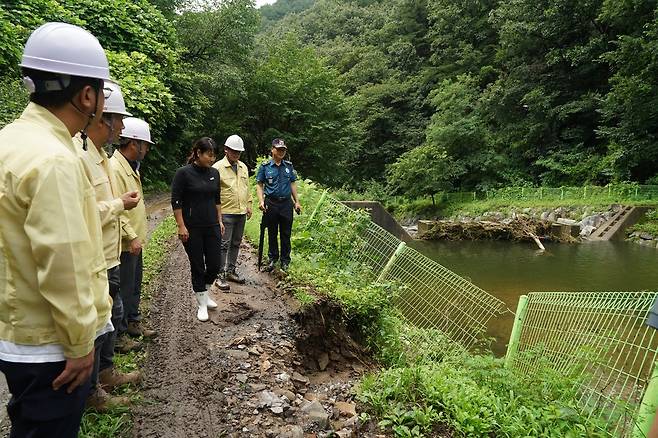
[
  {"x1": 212, "y1": 135, "x2": 253, "y2": 288},
  {"x1": 111, "y1": 117, "x2": 157, "y2": 343},
  {"x1": 0, "y1": 22, "x2": 112, "y2": 437},
  {"x1": 75, "y1": 80, "x2": 142, "y2": 411}
]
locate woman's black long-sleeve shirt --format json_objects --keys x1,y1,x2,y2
[{"x1": 171, "y1": 164, "x2": 221, "y2": 228}]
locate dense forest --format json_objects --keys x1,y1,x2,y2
[{"x1": 2, "y1": 0, "x2": 658, "y2": 197}]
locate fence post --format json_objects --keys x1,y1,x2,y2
[
  {"x1": 377, "y1": 242, "x2": 406, "y2": 282},
  {"x1": 560, "y1": 188, "x2": 564, "y2": 200},
  {"x1": 540, "y1": 187, "x2": 543, "y2": 200},
  {"x1": 632, "y1": 360, "x2": 658, "y2": 438},
  {"x1": 505, "y1": 295, "x2": 529, "y2": 369},
  {"x1": 583, "y1": 186, "x2": 587, "y2": 199},
  {"x1": 306, "y1": 189, "x2": 328, "y2": 229}
]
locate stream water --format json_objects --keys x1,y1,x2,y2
[{"x1": 410, "y1": 239, "x2": 658, "y2": 356}]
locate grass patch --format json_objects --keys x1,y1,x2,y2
[
  {"x1": 629, "y1": 209, "x2": 658, "y2": 237},
  {"x1": 357, "y1": 353, "x2": 609, "y2": 437},
  {"x1": 79, "y1": 215, "x2": 177, "y2": 438}
]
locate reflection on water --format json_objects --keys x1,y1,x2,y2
[{"x1": 410, "y1": 240, "x2": 658, "y2": 356}]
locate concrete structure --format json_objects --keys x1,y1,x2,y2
[
  {"x1": 341, "y1": 201, "x2": 412, "y2": 242},
  {"x1": 589, "y1": 206, "x2": 651, "y2": 241}
]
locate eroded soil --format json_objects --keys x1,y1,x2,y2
[{"x1": 133, "y1": 227, "x2": 379, "y2": 437}]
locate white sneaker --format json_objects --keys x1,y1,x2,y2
[
  {"x1": 204, "y1": 284, "x2": 218, "y2": 309},
  {"x1": 195, "y1": 292, "x2": 209, "y2": 321}
]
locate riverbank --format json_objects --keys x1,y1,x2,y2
[
  {"x1": 628, "y1": 208, "x2": 658, "y2": 248},
  {"x1": 415, "y1": 204, "x2": 624, "y2": 242}
]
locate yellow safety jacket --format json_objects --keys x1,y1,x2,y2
[
  {"x1": 110, "y1": 150, "x2": 146, "y2": 251},
  {"x1": 0, "y1": 103, "x2": 111, "y2": 358},
  {"x1": 76, "y1": 137, "x2": 124, "y2": 269},
  {"x1": 213, "y1": 156, "x2": 252, "y2": 214}
]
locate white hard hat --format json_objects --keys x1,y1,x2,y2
[
  {"x1": 120, "y1": 117, "x2": 153, "y2": 144},
  {"x1": 20, "y1": 22, "x2": 110, "y2": 80},
  {"x1": 224, "y1": 134, "x2": 245, "y2": 151},
  {"x1": 103, "y1": 80, "x2": 132, "y2": 116}
]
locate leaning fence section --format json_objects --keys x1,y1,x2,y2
[
  {"x1": 306, "y1": 192, "x2": 510, "y2": 351},
  {"x1": 505, "y1": 292, "x2": 658, "y2": 438}
]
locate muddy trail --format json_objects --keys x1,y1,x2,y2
[{"x1": 134, "y1": 214, "x2": 379, "y2": 437}]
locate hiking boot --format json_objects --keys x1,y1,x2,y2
[
  {"x1": 226, "y1": 270, "x2": 245, "y2": 284},
  {"x1": 263, "y1": 261, "x2": 276, "y2": 272},
  {"x1": 127, "y1": 321, "x2": 157, "y2": 338},
  {"x1": 99, "y1": 367, "x2": 141, "y2": 390},
  {"x1": 86, "y1": 386, "x2": 130, "y2": 412},
  {"x1": 216, "y1": 273, "x2": 230, "y2": 291},
  {"x1": 115, "y1": 334, "x2": 142, "y2": 353},
  {"x1": 280, "y1": 263, "x2": 289, "y2": 272}
]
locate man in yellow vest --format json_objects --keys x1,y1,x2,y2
[
  {"x1": 75, "y1": 80, "x2": 142, "y2": 411},
  {"x1": 0, "y1": 22, "x2": 112, "y2": 437},
  {"x1": 110, "y1": 117, "x2": 157, "y2": 342},
  {"x1": 213, "y1": 134, "x2": 253, "y2": 289}
]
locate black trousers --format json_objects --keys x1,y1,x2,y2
[
  {"x1": 264, "y1": 198, "x2": 294, "y2": 265},
  {"x1": 0, "y1": 359, "x2": 91, "y2": 438},
  {"x1": 183, "y1": 225, "x2": 222, "y2": 292}
]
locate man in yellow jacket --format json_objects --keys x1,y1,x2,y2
[
  {"x1": 75, "y1": 80, "x2": 142, "y2": 411},
  {"x1": 110, "y1": 117, "x2": 156, "y2": 341},
  {"x1": 213, "y1": 134, "x2": 253, "y2": 288},
  {"x1": 0, "y1": 23, "x2": 112, "y2": 437}
]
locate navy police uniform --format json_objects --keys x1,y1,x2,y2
[{"x1": 256, "y1": 158, "x2": 297, "y2": 266}]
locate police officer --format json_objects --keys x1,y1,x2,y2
[{"x1": 256, "y1": 138, "x2": 302, "y2": 271}]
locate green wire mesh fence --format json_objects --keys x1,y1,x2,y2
[
  {"x1": 505, "y1": 292, "x2": 658, "y2": 438},
  {"x1": 440, "y1": 184, "x2": 658, "y2": 203},
  {"x1": 307, "y1": 192, "x2": 510, "y2": 351},
  {"x1": 306, "y1": 189, "x2": 658, "y2": 436}
]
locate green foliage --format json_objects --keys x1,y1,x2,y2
[
  {"x1": 244, "y1": 180, "x2": 400, "y2": 343},
  {"x1": 238, "y1": 34, "x2": 358, "y2": 182},
  {"x1": 629, "y1": 209, "x2": 658, "y2": 237},
  {"x1": 79, "y1": 407, "x2": 131, "y2": 438},
  {"x1": 259, "y1": 0, "x2": 315, "y2": 27},
  {"x1": 142, "y1": 215, "x2": 177, "y2": 294},
  {"x1": 0, "y1": 78, "x2": 27, "y2": 128},
  {"x1": 388, "y1": 144, "x2": 464, "y2": 200},
  {"x1": 357, "y1": 355, "x2": 609, "y2": 437}
]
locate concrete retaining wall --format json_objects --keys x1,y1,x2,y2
[{"x1": 341, "y1": 201, "x2": 412, "y2": 242}]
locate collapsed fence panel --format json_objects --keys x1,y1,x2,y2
[
  {"x1": 506, "y1": 291, "x2": 658, "y2": 437},
  {"x1": 306, "y1": 193, "x2": 510, "y2": 350}
]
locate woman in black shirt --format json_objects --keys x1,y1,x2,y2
[{"x1": 171, "y1": 137, "x2": 225, "y2": 322}]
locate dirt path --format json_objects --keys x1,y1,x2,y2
[{"x1": 133, "y1": 223, "x2": 376, "y2": 437}]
